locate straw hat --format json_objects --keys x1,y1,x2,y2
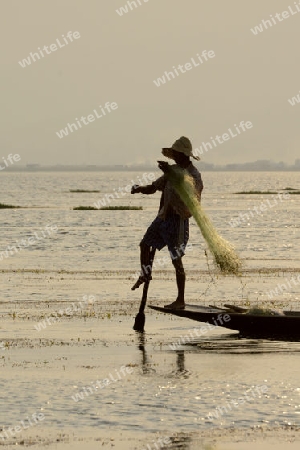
[{"x1": 162, "y1": 136, "x2": 200, "y2": 161}]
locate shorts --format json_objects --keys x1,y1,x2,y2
[{"x1": 140, "y1": 215, "x2": 189, "y2": 259}]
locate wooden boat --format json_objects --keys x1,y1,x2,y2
[{"x1": 148, "y1": 304, "x2": 300, "y2": 340}]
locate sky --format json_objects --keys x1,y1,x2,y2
[{"x1": 2, "y1": 0, "x2": 300, "y2": 166}]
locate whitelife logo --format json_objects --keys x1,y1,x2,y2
[
  {"x1": 288, "y1": 90, "x2": 300, "y2": 106},
  {"x1": 0, "y1": 412, "x2": 45, "y2": 441},
  {"x1": 0, "y1": 153, "x2": 21, "y2": 171},
  {"x1": 0, "y1": 224, "x2": 58, "y2": 262},
  {"x1": 169, "y1": 314, "x2": 231, "y2": 351},
  {"x1": 132, "y1": 243, "x2": 193, "y2": 282},
  {"x1": 93, "y1": 172, "x2": 155, "y2": 209},
  {"x1": 229, "y1": 192, "x2": 290, "y2": 228},
  {"x1": 34, "y1": 295, "x2": 96, "y2": 332},
  {"x1": 18, "y1": 31, "x2": 81, "y2": 68},
  {"x1": 71, "y1": 365, "x2": 134, "y2": 402},
  {"x1": 267, "y1": 274, "x2": 300, "y2": 299},
  {"x1": 55, "y1": 102, "x2": 118, "y2": 139},
  {"x1": 207, "y1": 385, "x2": 268, "y2": 421},
  {"x1": 193, "y1": 121, "x2": 253, "y2": 157},
  {"x1": 250, "y1": 2, "x2": 300, "y2": 35},
  {"x1": 116, "y1": 0, "x2": 150, "y2": 16},
  {"x1": 153, "y1": 50, "x2": 215, "y2": 87}
]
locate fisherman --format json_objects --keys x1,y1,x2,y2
[{"x1": 131, "y1": 136, "x2": 203, "y2": 310}]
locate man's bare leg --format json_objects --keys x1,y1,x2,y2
[
  {"x1": 131, "y1": 243, "x2": 156, "y2": 291},
  {"x1": 164, "y1": 257, "x2": 185, "y2": 309}
]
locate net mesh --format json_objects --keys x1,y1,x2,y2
[{"x1": 167, "y1": 165, "x2": 241, "y2": 275}]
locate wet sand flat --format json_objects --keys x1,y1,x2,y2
[{"x1": 1, "y1": 269, "x2": 300, "y2": 449}]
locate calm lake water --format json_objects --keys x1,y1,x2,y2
[
  {"x1": 0, "y1": 170, "x2": 299, "y2": 272},
  {"x1": 0, "y1": 171, "x2": 299, "y2": 449}
]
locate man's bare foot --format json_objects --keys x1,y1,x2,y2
[
  {"x1": 131, "y1": 275, "x2": 152, "y2": 291},
  {"x1": 164, "y1": 300, "x2": 185, "y2": 310}
]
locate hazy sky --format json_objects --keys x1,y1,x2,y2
[{"x1": 2, "y1": 0, "x2": 300, "y2": 165}]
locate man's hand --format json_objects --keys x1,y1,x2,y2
[
  {"x1": 131, "y1": 184, "x2": 141, "y2": 194},
  {"x1": 157, "y1": 160, "x2": 169, "y2": 173}
]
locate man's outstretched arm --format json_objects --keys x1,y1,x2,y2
[
  {"x1": 131, "y1": 184, "x2": 157, "y2": 195},
  {"x1": 131, "y1": 161, "x2": 169, "y2": 195}
]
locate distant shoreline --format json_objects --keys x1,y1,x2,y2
[{"x1": 2, "y1": 164, "x2": 300, "y2": 172}]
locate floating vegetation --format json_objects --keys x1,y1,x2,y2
[
  {"x1": 100, "y1": 206, "x2": 142, "y2": 210},
  {"x1": 167, "y1": 166, "x2": 241, "y2": 274},
  {"x1": 73, "y1": 206, "x2": 98, "y2": 210},
  {"x1": 235, "y1": 190, "x2": 277, "y2": 194},
  {"x1": 235, "y1": 188, "x2": 300, "y2": 194},
  {"x1": 73, "y1": 205, "x2": 142, "y2": 210},
  {"x1": 70, "y1": 189, "x2": 100, "y2": 193},
  {"x1": 0, "y1": 203, "x2": 21, "y2": 209}
]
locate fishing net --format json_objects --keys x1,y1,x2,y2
[
  {"x1": 247, "y1": 308, "x2": 282, "y2": 316},
  {"x1": 166, "y1": 165, "x2": 241, "y2": 275}
]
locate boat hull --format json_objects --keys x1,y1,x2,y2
[{"x1": 149, "y1": 304, "x2": 300, "y2": 340}]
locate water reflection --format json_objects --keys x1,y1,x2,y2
[
  {"x1": 175, "y1": 351, "x2": 186, "y2": 374},
  {"x1": 136, "y1": 333, "x2": 190, "y2": 377},
  {"x1": 187, "y1": 334, "x2": 300, "y2": 354},
  {"x1": 136, "y1": 330, "x2": 300, "y2": 381},
  {"x1": 133, "y1": 332, "x2": 299, "y2": 448},
  {"x1": 168, "y1": 434, "x2": 193, "y2": 450},
  {"x1": 137, "y1": 332, "x2": 156, "y2": 374}
]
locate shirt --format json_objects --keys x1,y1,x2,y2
[{"x1": 151, "y1": 163, "x2": 203, "y2": 220}]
